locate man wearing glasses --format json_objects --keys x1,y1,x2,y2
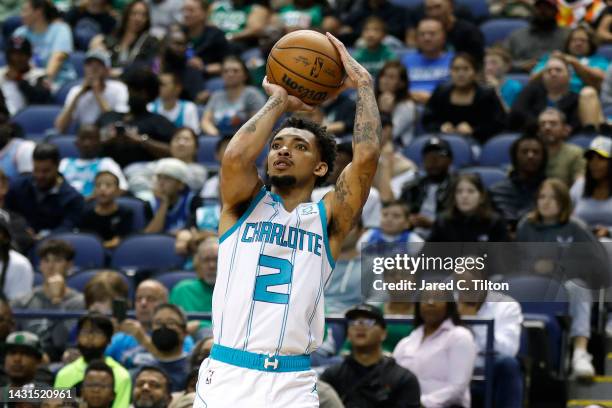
[
  {"x1": 320, "y1": 304, "x2": 421, "y2": 408},
  {"x1": 81, "y1": 360, "x2": 116, "y2": 408}
]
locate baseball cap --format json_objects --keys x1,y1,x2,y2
[
  {"x1": 4, "y1": 331, "x2": 43, "y2": 358},
  {"x1": 585, "y1": 136, "x2": 612, "y2": 159},
  {"x1": 155, "y1": 158, "x2": 189, "y2": 184},
  {"x1": 6, "y1": 37, "x2": 32, "y2": 56},
  {"x1": 535, "y1": 0, "x2": 558, "y2": 9},
  {"x1": 422, "y1": 137, "x2": 453, "y2": 158},
  {"x1": 345, "y1": 304, "x2": 386, "y2": 328},
  {"x1": 85, "y1": 49, "x2": 111, "y2": 68}
]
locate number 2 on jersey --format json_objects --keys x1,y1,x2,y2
[{"x1": 253, "y1": 254, "x2": 294, "y2": 304}]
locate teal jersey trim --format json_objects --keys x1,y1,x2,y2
[
  {"x1": 317, "y1": 200, "x2": 336, "y2": 269},
  {"x1": 219, "y1": 187, "x2": 267, "y2": 243},
  {"x1": 211, "y1": 344, "x2": 310, "y2": 372}
]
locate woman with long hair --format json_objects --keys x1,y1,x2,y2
[
  {"x1": 393, "y1": 289, "x2": 477, "y2": 408},
  {"x1": 422, "y1": 53, "x2": 507, "y2": 144},
  {"x1": 376, "y1": 60, "x2": 417, "y2": 147},
  {"x1": 428, "y1": 173, "x2": 508, "y2": 242}
]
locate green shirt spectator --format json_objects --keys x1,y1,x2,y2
[
  {"x1": 353, "y1": 45, "x2": 397, "y2": 78},
  {"x1": 277, "y1": 3, "x2": 322, "y2": 29},
  {"x1": 210, "y1": 1, "x2": 253, "y2": 35}
]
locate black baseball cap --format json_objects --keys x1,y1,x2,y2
[
  {"x1": 345, "y1": 304, "x2": 386, "y2": 328},
  {"x1": 6, "y1": 37, "x2": 32, "y2": 56},
  {"x1": 422, "y1": 137, "x2": 453, "y2": 158}
]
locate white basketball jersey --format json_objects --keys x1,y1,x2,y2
[{"x1": 213, "y1": 187, "x2": 335, "y2": 356}]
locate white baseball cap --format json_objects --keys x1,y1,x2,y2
[{"x1": 155, "y1": 158, "x2": 189, "y2": 184}]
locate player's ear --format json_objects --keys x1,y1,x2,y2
[{"x1": 314, "y1": 161, "x2": 328, "y2": 178}]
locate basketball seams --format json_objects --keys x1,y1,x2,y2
[
  {"x1": 272, "y1": 45, "x2": 344, "y2": 71},
  {"x1": 268, "y1": 54, "x2": 344, "y2": 89}
]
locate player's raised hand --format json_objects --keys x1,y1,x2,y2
[
  {"x1": 262, "y1": 76, "x2": 314, "y2": 112},
  {"x1": 326, "y1": 32, "x2": 373, "y2": 90}
]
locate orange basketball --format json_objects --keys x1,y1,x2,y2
[{"x1": 266, "y1": 30, "x2": 345, "y2": 106}]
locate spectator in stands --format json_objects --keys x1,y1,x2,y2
[
  {"x1": 83, "y1": 271, "x2": 130, "y2": 315},
  {"x1": 600, "y1": 62, "x2": 612, "y2": 104},
  {"x1": 538, "y1": 108, "x2": 586, "y2": 186},
  {"x1": 156, "y1": 25, "x2": 207, "y2": 103},
  {"x1": 376, "y1": 61, "x2": 418, "y2": 147},
  {"x1": 570, "y1": 136, "x2": 612, "y2": 238},
  {"x1": 0, "y1": 124, "x2": 35, "y2": 184},
  {"x1": 132, "y1": 365, "x2": 172, "y2": 408},
  {"x1": 320, "y1": 304, "x2": 420, "y2": 408},
  {"x1": 125, "y1": 127, "x2": 206, "y2": 199},
  {"x1": 456, "y1": 267, "x2": 524, "y2": 408},
  {"x1": 0, "y1": 211, "x2": 33, "y2": 301},
  {"x1": 106, "y1": 280, "x2": 195, "y2": 362},
  {"x1": 97, "y1": 67, "x2": 175, "y2": 168},
  {"x1": 121, "y1": 304, "x2": 190, "y2": 392},
  {"x1": 143, "y1": 158, "x2": 201, "y2": 234},
  {"x1": 402, "y1": 18, "x2": 454, "y2": 104},
  {"x1": 5, "y1": 143, "x2": 84, "y2": 237},
  {"x1": 484, "y1": 46, "x2": 524, "y2": 110},
  {"x1": 209, "y1": 0, "x2": 270, "y2": 53},
  {"x1": 81, "y1": 360, "x2": 116, "y2": 408},
  {"x1": 422, "y1": 53, "x2": 507, "y2": 144},
  {"x1": 148, "y1": 72, "x2": 200, "y2": 133},
  {"x1": 183, "y1": 0, "x2": 230, "y2": 78},
  {"x1": 352, "y1": 16, "x2": 396, "y2": 77},
  {"x1": 55, "y1": 50, "x2": 129, "y2": 134},
  {"x1": 200, "y1": 56, "x2": 266, "y2": 137},
  {"x1": 399, "y1": 137, "x2": 456, "y2": 238},
  {"x1": 531, "y1": 25, "x2": 608, "y2": 93},
  {"x1": 505, "y1": 0, "x2": 569, "y2": 72},
  {"x1": 338, "y1": 0, "x2": 409, "y2": 45},
  {"x1": 394, "y1": 291, "x2": 477, "y2": 408},
  {"x1": 200, "y1": 136, "x2": 229, "y2": 200},
  {"x1": 357, "y1": 200, "x2": 424, "y2": 251},
  {"x1": 490, "y1": 135, "x2": 547, "y2": 230},
  {"x1": 0, "y1": 331, "x2": 53, "y2": 392},
  {"x1": 517, "y1": 178, "x2": 600, "y2": 378},
  {"x1": 90, "y1": 0, "x2": 159, "y2": 72},
  {"x1": 170, "y1": 237, "x2": 217, "y2": 333},
  {"x1": 175, "y1": 191, "x2": 221, "y2": 254},
  {"x1": 59, "y1": 125, "x2": 128, "y2": 197},
  {"x1": 319, "y1": 91, "x2": 357, "y2": 136},
  {"x1": 65, "y1": 0, "x2": 117, "y2": 51},
  {"x1": 509, "y1": 56, "x2": 604, "y2": 133},
  {"x1": 0, "y1": 168, "x2": 36, "y2": 254},
  {"x1": 13, "y1": 0, "x2": 76, "y2": 89},
  {"x1": 12, "y1": 239, "x2": 83, "y2": 361},
  {"x1": 78, "y1": 171, "x2": 134, "y2": 247},
  {"x1": 0, "y1": 37, "x2": 50, "y2": 116},
  {"x1": 421, "y1": 0, "x2": 485, "y2": 63},
  {"x1": 596, "y1": 1, "x2": 612, "y2": 43},
  {"x1": 0, "y1": 295, "x2": 15, "y2": 345},
  {"x1": 428, "y1": 173, "x2": 509, "y2": 242},
  {"x1": 55, "y1": 313, "x2": 131, "y2": 408},
  {"x1": 146, "y1": 0, "x2": 183, "y2": 38}
]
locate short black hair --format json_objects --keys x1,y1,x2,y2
[
  {"x1": 510, "y1": 134, "x2": 548, "y2": 175},
  {"x1": 84, "y1": 359, "x2": 115, "y2": 389},
  {"x1": 153, "y1": 303, "x2": 187, "y2": 329},
  {"x1": 271, "y1": 117, "x2": 337, "y2": 187},
  {"x1": 94, "y1": 170, "x2": 120, "y2": 186},
  {"x1": 33, "y1": 143, "x2": 60, "y2": 164},
  {"x1": 77, "y1": 313, "x2": 114, "y2": 342},
  {"x1": 122, "y1": 67, "x2": 160, "y2": 102},
  {"x1": 37, "y1": 239, "x2": 75, "y2": 261},
  {"x1": 134, "y1": 365, "x2": 172, "y2": 394}
]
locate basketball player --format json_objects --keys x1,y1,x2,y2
[{"x1": 194, "y1": 33, "x2": 381, "y2": 407}]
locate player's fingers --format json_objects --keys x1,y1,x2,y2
[{"x1": 325, "y1": 32, "x2": 349, "y2": 57}]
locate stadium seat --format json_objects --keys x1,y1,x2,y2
[
  {"x1": 596, "y1": 44, "x2": 612, "y2": 61},
  {"x1": 506, "y1": 73, "x2": 530, "y2": 87},
  {"x1": 480, "y1": 18, "x2": 529, "y2": 46},
  {"x1": 478, "y1": 133, "x2": 520, "y2": 167},
  {"x1": 33, "y1": 272, "x2": 43, "y2": 286},
  {"x1": 110, "y1": 234, "x2": 185, "y2": 272},
  {"x1": 404, "y1": 134, "x2": 474, "y2": 168},
  {"x1": 0, "y1": 54, "x2": 5, "y2": 67},
  {"x1": 197, "y1": 135, "x2": 221, "y2": 169},
  {"x1": 153, "y1": 271, "x2": 197, "y2": 292},
  {"x1": 54, "y1": 79, "x2": 81, "y2": 105},
  {"x1": 116, "y1": 196, "x2": 148, "y2": 233},
  {"x1": 568, "y1": 134, "x2": 594, "y2": 150},
  {"x1": 388, "y1": 0, "x2": 421, "y2": 8},
  {"x1": 70, "y1": 51, "x2": 87, "y2": 78},
  {"x1": 456, "y1": 0, "x2": 489, "y2": 22},
  {"x1": 31, "y1": 233, "x2": 106, "y2": 271},
  {"x1": 204, "y1": 77, "x2": 224, "y2": 92},
  {"x1": 66, "y1": 269, "x2": 132, "y2": 294},
  {"x1": 459, "y1": 166, "x2": 508, "y2": 189},
  {"x1": 11, "y1": 105, "x2": 63, "y2": 136},
  {"x1": 50, "y1": 135, "x2": 79, "y2": 159}
]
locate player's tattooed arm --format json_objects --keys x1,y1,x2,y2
[{"x1": 324, "y1": 33, "x2": 381, "y2": 254}]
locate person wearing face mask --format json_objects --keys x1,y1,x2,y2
[
  {"x1": 120, "y1": 304, "x2": 190, "y2": 392},
  {"x1": 54, "y1": 313, "x2": 131, "y2": 408},
  {"x1": 96, "y1": 67, "x2": 176, "y2": 168}
]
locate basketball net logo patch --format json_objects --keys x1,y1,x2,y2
[{"x1": 310, "y1": 57, "x2": 324, "y2": 78}]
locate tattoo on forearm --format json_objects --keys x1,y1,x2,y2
[
  {"x1": 353, "y1": 86, "x2": 382, "y2": 147},
  {"x1": 241, "y1": 95, "x2": 284, "y2": 134}
]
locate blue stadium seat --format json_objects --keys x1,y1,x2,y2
[
  {"x1": 604, "y1": 104, "x2": 612, "y2": 119},
  {"x1": 568, "y1": 134, "x2": 594, "y2": 150},
  {"x1": 70, "y1": 52, "x2": 87, "y2": 78},
  {"x1": 66, "y1": 269, "x2": 132, "y2": 294},
  {"x1": 197, "y1": 135, "x2": 221, "y2": 169},
  {"x1": 204, "y1": 77, "x2": 224, "y2": 92},
  {"x1": 11, "y1": 105, "x2": 63, "y2": 136},
  {"x1": 480, "y1": 18, "x2": 529, "y2": 46},
  {"x1": 54, "y1": 79, "x2": 82, "y2": 105},
  {"x1": 404, "y1": 134, "x2": 474, "y2": 168},
  {"x1": 116, "y1": 196, "x2": 148, "y2": 233},
  {"x1": 110, "y1": 234, "x2": 185, "y2": 272},
  {"x1": 455, "y1": 0, "x2": 489, "y2": 22},
  {"x1": 506, "y1": 73, "x2": 530, "y2": 87},
  {"x1": 388, "y1": 0, "x2": 421, "y2": 8},
  {"x1": 33, "y1": 272, "x2": 43, "y2": 286},
  {"x1": 31, "y1": 233, "x2": 106, "y2": 271},
  {"x1": 478, "y1": 133, "x2": 520, "y2": 167},
  {"x1": 50, "y1": 135, "x2": 79, "y2": 159},
  {"x1": 0, "y1": 54, "x2": 5, "y2": 67},
  {"x1": 596, "y1": 44, "x2": 612, "y2": 61},
  {"x1": 153, "y1": 271, "x2": 197, "y2": 292},
  {"x1": 459, "y1": 166, "x2": 508, "y2": 189}
]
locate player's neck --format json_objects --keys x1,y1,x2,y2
[
  {"x1": 351, "y1": 347, "x2": 383, "y2": 367},
  {"x1": 270, "y1": 186, "x2": 313, "y2": 212}
]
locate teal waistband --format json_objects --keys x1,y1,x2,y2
[{"x1": 210, "y1": 344, "x2": 311, "y2": 373}]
